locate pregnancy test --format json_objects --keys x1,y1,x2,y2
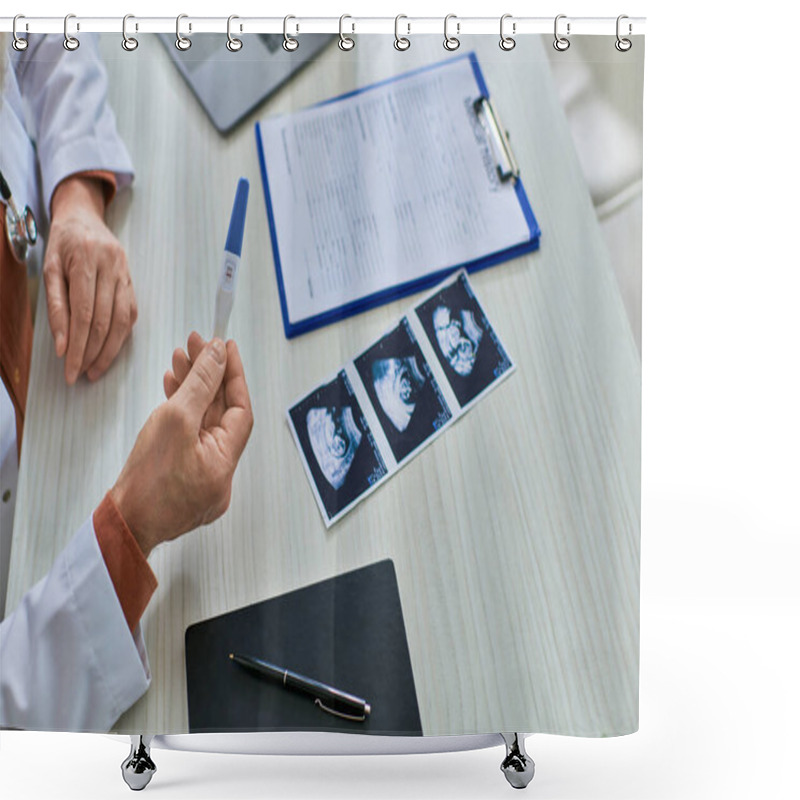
[{"x1": 213, "y1": 177, "x2": 249, "y2": 340}]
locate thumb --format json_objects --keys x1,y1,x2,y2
[
  {"x1": 172, "y1": 338, "x2": 227, "y2": 426},
  {"x1": 43, "y1": 251, "x2": 69, "y2": 358}
]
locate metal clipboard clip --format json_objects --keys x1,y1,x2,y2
[{"x1": 473, "y1": 96, "x2": 520, "y2": 184}]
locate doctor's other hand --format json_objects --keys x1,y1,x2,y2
[
  {"x1": 43, "y1": 175, "x2": 138, "y2": 385},
  {"x1": 109, "y1": 336, "x2": 253, "y2": 558}
]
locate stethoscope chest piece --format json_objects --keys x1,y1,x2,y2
[
  {"x1": 5, "y1": 202, "x2": 38, "y2": 264},
  {"x1": 1, "y1": 168, "x2": 38, "y2": 265}
]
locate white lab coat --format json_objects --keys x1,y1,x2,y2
[{"x1": 0, "y1": 34, "x2": 147, "y2": 732}]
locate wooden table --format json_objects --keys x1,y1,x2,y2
[{"x1": 8, "y1": 33, "x2": 641, "y2": 736}]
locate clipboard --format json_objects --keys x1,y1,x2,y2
[{"x1": 255, "y1": 52, "x2": 541, "y2": 338}]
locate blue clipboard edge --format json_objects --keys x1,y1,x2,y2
[{"x1": 255, "y1": 52, "x2": 541, "y2": 340}]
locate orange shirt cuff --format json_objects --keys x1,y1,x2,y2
[
  {"x1": 93, "y1": 492, "x2": 158, "y2": 633},
  {"x1": 79, "y1": 170, "x2": 118, "y2": 206},
  {"x1": 52, "y1": 170, "x2": 118, "y2": 212}
]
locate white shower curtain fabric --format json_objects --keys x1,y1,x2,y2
[{"x1": 0, "y1": 30, "x2": 643, "y2": 739}]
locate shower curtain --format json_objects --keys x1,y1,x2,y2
[{"x1": 0, "y1": 21, "x2": 643, "y2": 742}]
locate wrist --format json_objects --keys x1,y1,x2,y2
[
  {"x1": 109, "y1": 481, "x2": 156, "y2": 559},
  {"x1": 51, "y1": 175, "x2": 106, "y2": 220}
]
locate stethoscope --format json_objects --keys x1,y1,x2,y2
[{"x1": 0, "y1": 168, "x2": 38, "y2": 264}]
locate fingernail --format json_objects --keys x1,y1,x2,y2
[
  {"x1": 55, "y1": 334, "x2": 65, "y2": 357},
  {"x1": 210, "y1": 338, "x2": 225, "y2": 363}
]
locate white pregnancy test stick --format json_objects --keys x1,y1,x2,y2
[{"x1": 213, "y1": 178, "x2": 249, "y2": 340}]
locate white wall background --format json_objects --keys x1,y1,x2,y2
[{"x1": 2, "y1": 1, "x2": 798, "y2": 798}]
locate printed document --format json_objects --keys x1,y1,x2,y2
[{"x1": 258, "y1": 56, "x2": 532, "y2": 326}]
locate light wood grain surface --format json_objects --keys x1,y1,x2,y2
[{"x1": 8, "y1": 34, "x2": 642, "y2": 736}]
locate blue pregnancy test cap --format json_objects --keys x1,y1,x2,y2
[{"x1": 224, "y1": 178, "x2": 250, "y2": 257}]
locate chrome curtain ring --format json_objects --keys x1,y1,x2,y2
[
  {"x1": 12, "y1": 15, "x2": 29, "y2": 51},
  {"x1": 615, "y1": 15, "x2": 632, "y2": 52},
  {"x1": 63, "y1": 14, "x2": 80, "y2": 51},
  {"x1": 553, "y1": 14, "x2": 570, "y2": 52},
  {"x1": 394, "y1": 15, "x2": 410, "y2": 51},
  {"x1": 122, "y1": 14, "x2": 138, "y2": 51},
  {"x1": 175, "y1": 14, "x2": 192, "y2": 51},
  {"x1": 227, "y1": 15, "x2": 243, "y2": 52},
  {"x1": 499, "y1": 14, "x2": 516, "y2": 51},
  {"x1": 338, "y1": 14, "x2": 355, "y2": 51},
  {"x1": 283, "y1": 15, "x2": 299, "y2": 52},
  {"x1": 443, "y1": 14, "x2": 460, "y2": 51}
]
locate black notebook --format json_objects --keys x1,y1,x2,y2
[{"x1": 185, "y1": 559, "x2": 422, "y2": 735}]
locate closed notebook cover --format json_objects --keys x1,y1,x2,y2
[{"x1": 185, "y1": 559, "x2": 422, "y2": 735}]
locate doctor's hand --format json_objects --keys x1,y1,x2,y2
[
  {"x1": 43, "y1": 175, "x2": 138, "y2": 385},
  {"x1": 109, "y1": 335, "x2": 253, "y2": 559}
]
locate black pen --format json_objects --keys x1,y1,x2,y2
[{"x1": 229, "y1": 653, "x2": 371, "y2": 722}]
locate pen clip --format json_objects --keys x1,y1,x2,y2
[{"x1": 314, "y1": 698, "x2": 367, "y2": 723}]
